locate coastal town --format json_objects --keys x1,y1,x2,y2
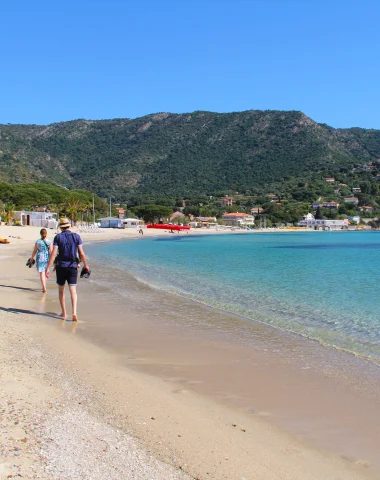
[{"x1": 2, "y1": 167, "x2": 378, "y2": 232}]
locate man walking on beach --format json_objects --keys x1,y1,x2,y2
[{"x1": 46, "y1": 217, "x2": 90, "y2": 322}]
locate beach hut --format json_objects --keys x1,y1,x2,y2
[
  {"x1": 13, "y1": 210, "x2": 58, "y2": 229},
  {"x1": 122, "y1": 218, "x2": 143, "y2": 228},
  {"x1": 99, "y1": 217, "x2": 122, "y2": 228}
]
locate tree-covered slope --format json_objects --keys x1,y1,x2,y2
[{"x1": 1, "y1": 110, "x2": 380, "y2": 200}]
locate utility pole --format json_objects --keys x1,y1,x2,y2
[
  {"x1": 92, "y1": 193, "x2": 95, "y2": 225},
  {"x1": 109, "y1": 198, "x2": 112, "y2": 217}
]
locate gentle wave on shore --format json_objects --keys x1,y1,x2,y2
[{"x1": 87, "y1": 231, "x2": 380, "y2": 365}]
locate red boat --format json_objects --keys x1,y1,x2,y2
[{"x1": 147, "y1": 223, "x2": 190, "y2": 231}]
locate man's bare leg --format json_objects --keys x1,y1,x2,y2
[
  {"x1": 58, "y1": 285, "x2": 66, "y2": 319},
  {"x1": 69, "y1": 285, "x2": 78, "y2": 321}
]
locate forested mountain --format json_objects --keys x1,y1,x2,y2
[{"x1": 1, "y1": 110, "x2": 380, "y2": 201}]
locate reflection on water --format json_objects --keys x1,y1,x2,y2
[{"x1": 37, "y1": 292, "x2": 47, "y2": 313}]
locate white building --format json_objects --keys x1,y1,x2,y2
[
  {"x1": 344, "y1": 197, "x2": 359, "y2": 205},
  {"x1": 122, "y1": 218, "x2": 143, "y2": 228},
  {"x1": 222, "y1": 212, "x2": 255, "y2": 226},
  {"x1": 13, "y1": 211, "x2": 58, "y2": 229},
  {"x1": 298, "y1": 213, "x2": 348, "y2": 230}
]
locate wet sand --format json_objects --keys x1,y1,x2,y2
[{"x1": 1, "y1": 224, "x2": 379, "y2": 479}]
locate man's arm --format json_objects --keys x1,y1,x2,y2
[
  {"x1": 45, "y1": 245, "x2": 58, "y2": 279},
  {"x1": 78, "y1": 245, "x2": 89, "y2": 270}
]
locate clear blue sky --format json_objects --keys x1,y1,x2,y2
[{"x1": 1, "y1": 0, "x2": 379, "y2": 128}]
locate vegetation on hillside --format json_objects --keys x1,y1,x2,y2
[
  {"x1": 1, "y1": 110, "x2": 380, "y2": 228},
  {"x1": 0, "y1": 182, "x2": 109, "y2": 223},
  {"x1": 1, "y1": 110, "x2": 380, "y2": 202}
]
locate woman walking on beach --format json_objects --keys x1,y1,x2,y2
[{"x1": 30, "y1": 228, "x2": 52, "y2": 293}]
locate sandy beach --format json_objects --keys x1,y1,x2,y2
[{"x1": 1, "y1": 224, "x2": 379, "y2": 480}]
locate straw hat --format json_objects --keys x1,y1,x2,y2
[{"x1": 59, "y1": 217, "x2": 71, "y2": 228}]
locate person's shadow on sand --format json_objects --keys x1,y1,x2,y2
[
  {"x1": 0, "y1": 305, "x2": 63, "y2": 321},
  {"x1": 0, "y1": 284, "x2": 77, "y2": 323},
  {"x1": 0, "y1": 283, "x2": 39, "y2": 292}
]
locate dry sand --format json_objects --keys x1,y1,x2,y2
[{"x1": 0, "y1": 224, "x2": 378, "y2": 480}]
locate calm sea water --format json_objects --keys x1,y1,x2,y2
[{"x1": 87, "y1": 231, "x2": 380, "y2": 364}]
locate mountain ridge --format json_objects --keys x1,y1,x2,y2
[{"x1": 1, "y1": 110, "x2": 380, "y2": 200}]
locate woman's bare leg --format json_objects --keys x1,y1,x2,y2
[{"x1": 39, "y1": 271, "x2": 47, "y2": 292}]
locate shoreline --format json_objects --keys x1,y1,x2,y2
[
  {"x1": 1, "y1": 225, "x2": 379, "y2": 479},
  {"x1": 97, "y1": 252, "x2": 379, "y2": 368}
]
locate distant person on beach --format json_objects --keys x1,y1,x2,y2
[
  {"x1": 46, "y1": 217, "x2": 89, "y2": 322},
  {"x1": 29, "y1": 228, "x2": 52, "y2": 293},
  {"x1": 138, "y1": 227, "x2": 144, "y2": 236}
]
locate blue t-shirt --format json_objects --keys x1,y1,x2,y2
[{"x1": 53, "y1": 230, "x2": 82, "y2": 268}]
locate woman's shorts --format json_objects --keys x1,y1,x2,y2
[{"x1": 56, "y1": 267, "x2": 78, "y2": 286}]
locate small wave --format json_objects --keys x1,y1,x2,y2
[{"x1": 86, "y1": 231, "x2": 380, "y2": 367}]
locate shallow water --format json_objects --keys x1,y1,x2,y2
[{"x1": 87, "y1": 231, "x2": 380, "y2": 364}]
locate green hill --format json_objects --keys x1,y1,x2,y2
[{"x1": 1, "y1": 110, "x2": 380, "y2": 200}]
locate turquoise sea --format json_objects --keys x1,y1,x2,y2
[{"x1": 87, "y1": 231, "x2": 380, "y2": 365}]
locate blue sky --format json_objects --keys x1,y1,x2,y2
[{"x1": 1, "y1": 0, "x2": 379, "y2": 128}]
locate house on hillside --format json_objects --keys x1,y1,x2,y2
[
  {"x1": 359, "y1": 206, "x2": 374, "y2": 213},
  {"x1": 267, "y1": 194, "x2": 279, "y2": 202},
  {"x1": 220, "y1": 196, "x2": 234, "y2": 207},
  {"x1": 344, "y1": 197, "x2": 359, "y2": 205},
  {"x1": 222, "y1": 212, "x2": 255, "y2": 227},
  {"x1": 251, "y1": 207, "x2": 264, "y2": 214},
  {"x1": 322, "y1": 201, "x2": 339, "y2": 209},
  {"x1": 325, "y1": 177, "x2": 335, "y2": 183},
  {"x1": 13, "y1": 211, "x2": 58, "y2": 229}
]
